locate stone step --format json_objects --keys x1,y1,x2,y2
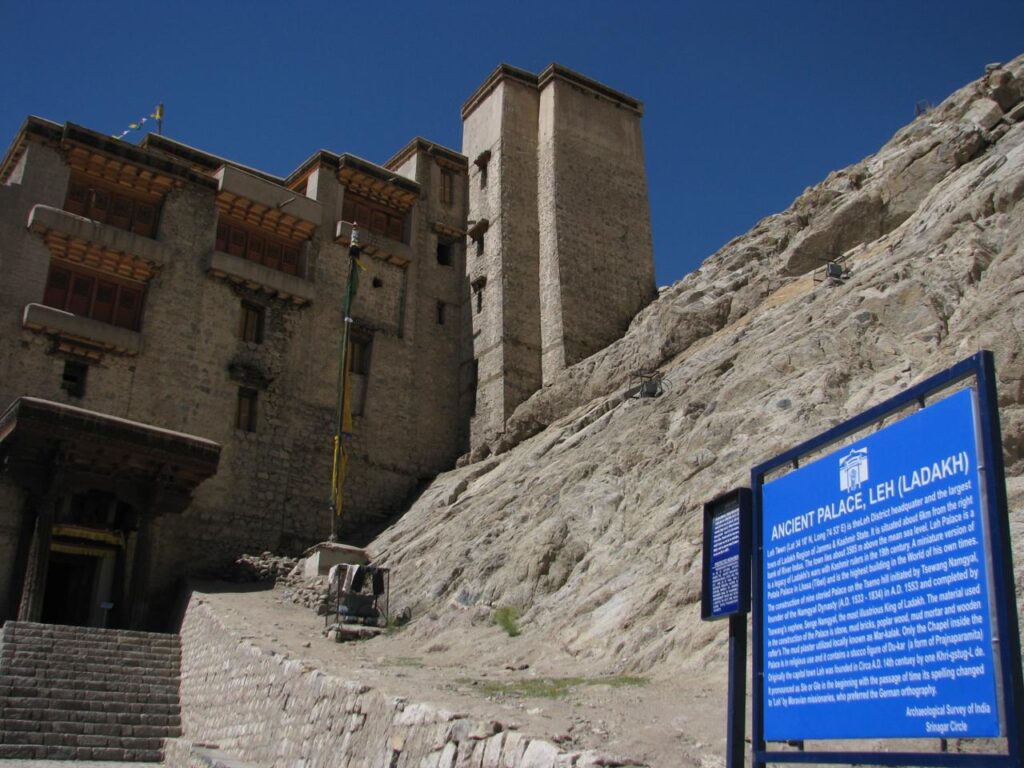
[
  {"x1": 0, "y1": 677, "x2": 179, "y2": 705},
  {"x1": 2, "y1": 634, "x2": 178, "y2": 656},
  {"x1": 0, "y1": 638, "x2": 179, "y2": 663},
  {"x1": 1, "y1": 648, "x2": 179, "y2": 672},
  {"x1": 2, "y1": 705, "x2": 180, "y2": 727},
  {"x1": 1, "y1": 718, "x2": 179, "y2": 741},
  {"x1": 1, "y1": 695, "x2": 179, "y2": 717},
  {"x1": 0, "y1": 679, "x2": 179, "y2": 701},
  {"x1": 3, "y1": 621, "x2": 180, "y2": 647},
  {"x1": 0, "y1": 720, "x2": 168, "y2": 747},
  {"x1": 0, "y1": 663, "x2": 179, "y2": 688},
  {"x1": 0, "y1": 741, "x2": 164, "y2": 761},
  {"x1": 0, "y1": 653, "x2": 179, "y2": 676},
  {"x1": 0, "y1": 621, "x2": 180, "y2": 764}
]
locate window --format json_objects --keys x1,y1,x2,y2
[
  {"x1": 43, "y1": 262, "x2": 144, "y2": 331},
  {"x1": 215, "y1": 219, "x2": 302, "y2": 276},
  {"x1": 474, "y1": 150, "x2": 491, "y2": 190},
  {"x1": 347, "y1": 333, "x2": 371, "y2": 417},
  {"x1": 468, "y1": 219, "x2": 489, "y2": 258},
  {"x1": 240, "y1": 302, "x2": 264, "y2": 343},
  {"x1": 61, "y1": 360, "x2": 88, "y2": 398},
  {"x1": 64, "y1": 173, "x2": 160, "y2": 237},
  {"x1": 440, "y1": 170, "x2": 454, "y2": 206},
  {"x1": 472, "y1": 276, "x2": 487, "y2": 315},
  {"x1": 236, "y1": 388, "x2": 258, "y2": 432},
  {"x1": 469, "y1": 359, "x2": 478, "y2": 417},
  {"x1": 436, "y1": 240, "x2": 453, "y2": 266},
  {"x1": 436, "y1": 301, "x2": 446, "y2": 325},
  {"x1": 341, "y1": 192, "x2": 405, "y2": 242},
  {"x1": 348, "y1": 336, "x2": 371, "y2": 376}
]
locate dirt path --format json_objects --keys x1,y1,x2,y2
[{"x1": 191, "y1": 582, "x2": 732, "y2": 768}]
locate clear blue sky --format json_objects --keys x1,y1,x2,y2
[{"x1": 2, "y1": 1, "x2": 1021, "y2": 286}]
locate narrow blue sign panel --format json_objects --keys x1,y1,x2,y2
[
  {"x1": 710, "y1": 502, "x2": 742, "y2": 617},
  {"x1": 762, "y1": 388, "x2": 1000, "y2": 740}
]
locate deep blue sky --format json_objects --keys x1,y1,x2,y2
[{"x1": 2, "y1": 1, "x2": 1021, "y2": 286}]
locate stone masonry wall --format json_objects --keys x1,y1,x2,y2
[
  {"x1": 0, "y1": 129, "x2": 470, "y2": 617},
  {"x1": 462, "y1": 77, "x2": 543, "y2": 448},
  {"x1": 460, "y1": 65, "x2": 656, "y2": 451},
  {"x1": 176, "y1": 594, "x2": 586, "y2": 768},
  {"x1": 0, "y1": 479, "x2": 25, "y2": 620},
  {"x1": 538, "y1": 74, "x2": 655, "y2": 380}
]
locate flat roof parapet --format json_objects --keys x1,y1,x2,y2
[
  {"x1": 538, "y1": 63, "x2": 643, "y2": 115},
  {"x1": 461, "y1": 62, "x2": 643, "y2": 119},
  {"x1": 385, "y1": 137, "x2": 468, "y2": 173},
  {"x1": 143, "y1": 133, "x2": 284, "y2": 186},
  {"x1": 338, "y1": 153, "x2": 419, "y2": 210},
  {"x1": 61, "y1": 123, "x2": 216, "y2": 189}
]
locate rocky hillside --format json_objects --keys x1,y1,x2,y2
[{"x1": 371, "y1": 56, "x2": 1024, "y2": 676}]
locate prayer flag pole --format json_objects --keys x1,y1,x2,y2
[{"x1": 329, "y1": 224, "x2": 362, "y2": 541}]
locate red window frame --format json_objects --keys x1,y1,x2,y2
[
  {"x1": 63, "y1": 173, "x2": 161, "y2": 238},
  {"x1": 216, "y1": 218, "x2": 304, "y2": 276},
  {"x1": 341, "y1": 193, "x2": 406, "y2": 243},
  {"x1": 43, "y1": 261, "x2": 145, "y2": 331}
]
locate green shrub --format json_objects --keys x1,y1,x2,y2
[{"x1": 493, "y1": 606, "x2": 521, "y2": 637}]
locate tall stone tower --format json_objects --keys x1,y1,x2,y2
[{"x1": 461, "y1": 64, "x2": 656, "y2": 449}]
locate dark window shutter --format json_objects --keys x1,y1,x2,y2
[
  {"x1": 371, "y1": 210, "x2": 387, "y2": 236},
  {"x1": 114, "y1": 286, "x2": 141, "y2": 329},
  {"x1": 215, "y1": 221, "x2": 229, "y2": 252},
  {"x1": 92, "y1": 281, "x2": 117, "y2": 324},
  {"x1": 43, "y1": 265, "x2": 71, "y2": 309},
  {"x1": 110, "y1": 194, "x2": 134, "y2": 230},
  {"x1": 228, "y1": 228, "x2": 247, "y2": 257},
  {"x1": 387, "y1": 215, "x2": 403, "y2": 241},
  {"x1": 247, "y1": 235, "x2": 264, "y2": 264},
  {"x1": 68, "y1": 273, "x2": 95, "y2": 316},
  {"x1": 281, "y1": 246, "x2": 299, "y2": 275},
  {"x1": 264, "y1": 241, "x2": 282, "y2": 270},
  {"x1": 133, "y1": 202, "x2": 156, "y2": 237},
  {"x1": 90, "y1": 189, "x2": 111, "y2": 223},
  {"x1": 65, "y1": 181, "x2": 89, "y2": 215}
]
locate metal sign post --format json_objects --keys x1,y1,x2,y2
[{"x1": 702, "y1": 488, "x2": 753, "y2": 768}]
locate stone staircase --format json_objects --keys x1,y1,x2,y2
[{"x1": 0, "y1": 620, "x2": 182, "y2": 762}]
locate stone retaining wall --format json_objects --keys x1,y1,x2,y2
[{"x1": 176, "y1": 595, "x2": 624, "y2": 767}]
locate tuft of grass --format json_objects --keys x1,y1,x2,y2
[
  {"x1": 457, "y1": 675, "x2": 648, "y2": 700},
  {"x1": 377, "y1": 656, "x2": 425, "y2": 668},
  {"x1": 493, "y1": 606, "x2": 521, "y2": 637}
]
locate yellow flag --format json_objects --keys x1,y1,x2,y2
[{"x1": 331, "y1": 363, "x2": 354, "y2": 519}]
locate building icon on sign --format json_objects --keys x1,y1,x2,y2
[{"x1": 839, "y1": 448, "x2": 869, "y2": 491}]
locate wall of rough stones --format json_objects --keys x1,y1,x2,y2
[{"x1": 175, "y1": 595, "x2": 586, "y2": 768}]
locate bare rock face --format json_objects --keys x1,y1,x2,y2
[{"x1": 370, "y1": 56, "x2": 1024, "y2": 675}]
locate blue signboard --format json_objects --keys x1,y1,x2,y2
[
  {"x1": 702, "y1": 489, "x2": 751, "y2": 620},
  {"x1": 710, "y1": 505, "x2": 742, "y2": 616},
  {"x1": 761, "y1": 387, "x2": 1000, "y2": 740}
]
